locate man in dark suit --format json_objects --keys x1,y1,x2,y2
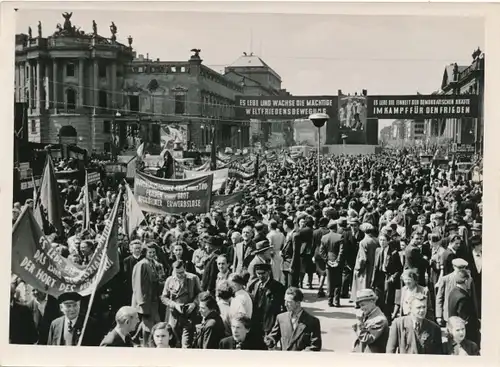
[
  {"x1": 47, "y1": 292, "x2": 103, "y2": 346},
  {"x1": 404, "y1": 231, "x2": 426, "y2": 285},
  {"x1": 201, "y1": 235, "x2": 224, "y2": 295},
  {"x1": 26, "y1": 289, "x2": 60, "y2": 345},
  {"x1": 247, "y1": 263, "x2": 285, "y2": 338},
  {"x1": 9, "y1": 281, "x2": 37, "y2": 344},
  {"x1": 441, "y1": 234, "x2": 462, "y2": 276},
  {"x1": 448, "y1": 269, "x2": 480, "y2": 346},
  {"x1": 264, "y1": 287, "x2": 322, "y2": 351},
  {"x1": 232, "y1": 226, "x2": 256, "y2": 273},
  {"x1": 386, "y1": 293, "x2": 443, "y2": 354},
  {"x1": 298, "y1": 216, "x2": 315, "y2": 289},
  {"x1": 121, "y1": 240, "x2": 144, "y2": 305},
  {"x1": 342, "y1": 218, "x2": 363, "y2": 298},
  {"x1": 100, "y1": 306, "x2": 140, "y2": 347},
  {"x1": 319, "y1": 220, "x2": 344, "y2": 307},
  {"x1": 312, "y1": 217, "x2": 330, "y2": 298}
]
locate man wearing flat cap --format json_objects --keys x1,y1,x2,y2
[
  {"x1": 247, "y1": 263, "x2": 285, "y2": 339},
  {"x1": 436, "y1": 258, "x2": 478, "y2": 328},
  {"x1": 47, "y1": 292, "x2": 102, "y2": 346},
  {"x1": 352, "y1": 289, "x2": 389, "y2": 353}
]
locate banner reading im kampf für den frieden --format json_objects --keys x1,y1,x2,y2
[
  {"x1": 11, "y1": 190, "x2": 123, "y2": 298},
  {"x1": 134, "y1": 170, "x2": 213, "y2": 215}
]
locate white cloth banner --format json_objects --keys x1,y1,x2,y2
[{"x1": 184, "y1": 168, "x2": 229, "y2": 191}]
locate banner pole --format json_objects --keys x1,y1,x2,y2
[{"x1": 77, "y1": 190, "x2": 122, "y2": 346}]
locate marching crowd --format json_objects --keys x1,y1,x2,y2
[{"x1": 10, "y1": 148, "x2": 482, "y2": 355}]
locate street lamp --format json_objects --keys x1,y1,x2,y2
[{"x1": 309, "y1": 112, "x2": 329, "y2": 200}]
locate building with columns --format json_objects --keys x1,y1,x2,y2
[
  {"x1": 424, "y1": 48, "x2": 484, "y2": 152},
  {"x1": 14, "y1": 15, "x2": 288, "y2": 154},
  {"x1": 14, "y1": 15, "x2": 134, "y2": 153}
]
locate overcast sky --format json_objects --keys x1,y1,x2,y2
[{"x1": 16, "y1": 9, "x2": 484, "y2": 130}]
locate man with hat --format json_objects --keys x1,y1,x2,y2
[
  {"x1": 352, "y1": 289, "x2": 389, "y2": 353},
  {"x1": 319, "y1": 220, "x2": 344, "y2": 307},
  {"x1": 201, "y1": 234, "x2": 224, "y2": 295},
  {"x1": 47, "y1": 292, "x2": 102, "y2": 346},
  {"x1": 247, "y1": 263, "x2": 285, "y2": 339},
  {"x1": 436, "y1": 258, "x2": 478, "y2": 328},
  {"x1": 247, "y1": 240, "x2": 274, "y2": 282}
]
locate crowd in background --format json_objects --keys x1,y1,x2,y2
[{"x1": 10, "y1": 147, "x2": 482, "y2": 354}]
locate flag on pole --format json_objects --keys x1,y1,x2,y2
[
  {"x1": 32, "y1": 175, "x2": 44, "y2": 229},
  {"x1": 254, "y1": 154, "x2": 260, "y2": 179},
  {"x1": 137, "y1": 142, "x2": 145, "y2": 160},
  {"x1": 83, "y1": 171, "x2": 91, "y2": 230},
  {"x1": 124, "y1": 183, "x2": 145, "y2": 238},
  {"x1": 38, "y1": 155, "x2": 63, "y2": 235}
]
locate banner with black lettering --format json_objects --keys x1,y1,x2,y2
[
  {"x1": 11, "y1": 190, "x2": 122, "y2": 298},
  {"x1": 134, "y1": 170, "x2": 213, "y2": 215},
  {"x1": 211, "y1": 191, "x2": 244, "y2": 211}
]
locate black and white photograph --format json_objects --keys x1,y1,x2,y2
[{"x1": 3, "y1": 1, "x2": 499, "y2": 365}]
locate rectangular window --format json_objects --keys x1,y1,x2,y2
[
  {"x1": 98, "y1": 91, "x2": 107, "y2": 108},
  {"x1": 99, "y1": 62, "x2": 107, "y2": 78},
  {"x1": 103, "y1": 120, "x2": 111, "y2": 133},
  {"x1": 129, "y1": 95, "x2": 140, "y2": 112},
  {"x1": 174, "y1": 94, "x2": 186, "y2": 115},
  {"x1": 31, "y1": 119, "x2": 36, "y2": 133},
  {"x1": 66, "y1": 63, "x2": 75, "y2": 77}
]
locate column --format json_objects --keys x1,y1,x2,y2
[
  {"x1": 111, "y1": 62, "x2": 117, "y2": 110},
  {"x1": 93, "y1": 59, "x2": 98, "y2": 114},
  {"x1": 27, "y1": 61, "x2": 33, "y2": 109},
  {"x1": 36, "y1": 60, "x2": 42, "y2": 112},
  {"x1": 44, "y1": 63, "x2": 49, "y2": 110},
  {"x1": 78, "y1": 58, "x2": 84, "y2": 108},
  {"x1": 53, "y1": 60, "x2": 58, "y2": 113}
]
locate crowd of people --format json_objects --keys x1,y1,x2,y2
[{"x1": 10, "y1": 147, "x2": 482, "y2": 355}]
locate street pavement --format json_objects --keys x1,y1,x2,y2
[{"x1": 300, "y1": 281, "x2": 357, "y2": 353}]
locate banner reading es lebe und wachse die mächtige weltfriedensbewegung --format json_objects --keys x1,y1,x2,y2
[{"x1": 134, "y1": 170, "x2": 213, "y2": 215}]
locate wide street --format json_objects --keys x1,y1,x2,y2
[{"x1": 300, "y1": 283, "x2": 357, "y2": 353}]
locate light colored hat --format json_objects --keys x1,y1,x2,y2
[
  {"x1": 356, "y1": 289, "x2": 378, "y2": 303},
  {"x1": 360, "y1": 222, "x2": 374, "y2": 232},
  {"x1": 451, "y1": 258, "x2": 469, "y2": 269}
]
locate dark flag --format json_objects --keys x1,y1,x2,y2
[
  {"x1": 37, "y1": 155, "x2": 63, "y2": 235},
  {"x1": 254, "y1": 154, "x2": 259, "y2": 179}
]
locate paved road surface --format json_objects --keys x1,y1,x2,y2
[{"x1": 300, "y1": 284, "x2": 358, "y2": 353}]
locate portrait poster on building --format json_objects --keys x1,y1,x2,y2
[
  {"x1": 338, "y1": 93, "x2": 367, "y2": 131},
  {"x1": 184, "y1": 168, "x2": 229, "y2": 192},
  {"x1": 11, "y1": 191, "x2": 122, "y2": 298},
  {"x1": 366, "y1": 95, "x2": 479, "y2": 119},
  {"x1": 134, "y1": 170, "x2": 213, "y2": 215}
]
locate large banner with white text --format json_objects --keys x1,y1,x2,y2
[{"x1": 134, "y1": 170, "x2": 213, "y2": 215}]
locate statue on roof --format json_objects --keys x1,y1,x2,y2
[
  {"x1": 28, "y1": 26, "x2": 32, "y2": 39},
  {"x1": 92, "y1": 20, "x2": 97, "y2": 36},
  {"x1": 110, "y1": 21, "x2": 117, "y2": 41},
  {"x1": 62, "y1": 12, "x2": 73, "y2": 31},
  {"x1": 190, "y1": 48, "x2": 201, "y2": 58},
  {"x1": 38, "y1": 21, "x2": 42, "y2": 38},
  {"x1": 452, "y1": 63, "x2": 459, "y2": 77}
]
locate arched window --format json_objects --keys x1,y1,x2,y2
[{"x1": 66, "y1": 88, "x2": 76, "y2": 111}]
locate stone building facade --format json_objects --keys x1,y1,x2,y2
[
  {"x1": 424, "y1": 48, "x2": 484, "y2": 152},
  {"x1": 14, "y1": 15, "x2": 134, "y2": 153}
]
